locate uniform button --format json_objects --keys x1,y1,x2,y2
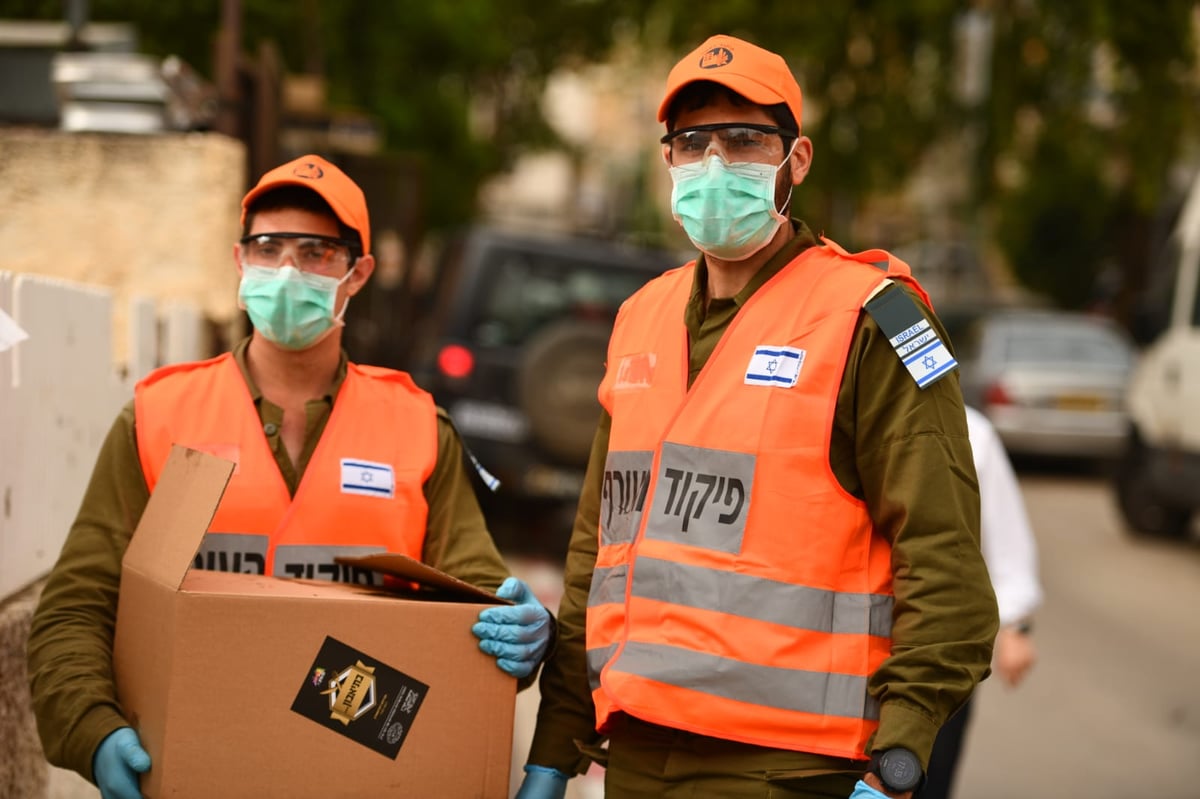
[{"x1": 263, "y1": 423, "x2": 279, "y2": 435}]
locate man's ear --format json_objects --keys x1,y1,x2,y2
[
  {"x1": 789, "y1": 136, "x2": 814, "y2": 185},
  {"x1": 346, "y1": 254, "x2": 375, "y2": 296}
]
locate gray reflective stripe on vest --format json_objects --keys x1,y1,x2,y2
[
  {"x1": 586, "y1": 643, "x2": 618, "y2": 691},
  {"x1": 586, "y1": 565, "x2": 625, "y2": 690},
  {"x1": 195, "y1": 532, "x2": 269, "y2": 574},
  {"x1": 611, "y1": 640, "x2": 880, "y2": 720},
  {"x1": 643, "y1": 443, "x2": 754, "y2": 554},
  {"x1": 601, "y1": 450, "x2": 654, "y2": 546},
  {"x1": 272, "y1": 544, "x2": 387, "y2": 584},
  {"x1": 631, "y1": 556, "x2": 893, "y2": 637},
  {"x1": 587, "y1": 564, "x2": 628, "y2": 608}
]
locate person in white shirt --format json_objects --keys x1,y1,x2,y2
[{"x1": 920, "y1": 405, "x2": 1044, "y2": 798}]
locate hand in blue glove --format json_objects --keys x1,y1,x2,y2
[
  {"x1": 849, "y1": 778, "x2": 898, "y2": 799},
  {"x1": 93, "y1": 727, "x2": 150, "y2": 799},
  {"x1": 514, "y1": 764, "x2": 569, "y2": 799},
  {"x1": 472, "y1": 577, "x2": 552, "y2": 678}
]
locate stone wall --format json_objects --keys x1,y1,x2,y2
[
  {"x1": 0, "y1": 583, "x2": 48, "y2": 799},
  {"x1": 0, "y1": 582, "x2": 98, "y2": 799},
  {"x1": 0, "y1": 128, "x2": 245, "y2": 361}
]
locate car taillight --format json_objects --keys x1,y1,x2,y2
[
  {"x1": 437, "y1": 344, "x2": 475, "y2": 379},
  {"x1": 983, "y1": 381, "x2": 1013, "y2": 407}
]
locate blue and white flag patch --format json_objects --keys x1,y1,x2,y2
[
  {"x1": 865, "y1": 287, "x2": 958, "y2": 389},
  {"x1": 340, "y1": 458, "x2": 395, "y2": 498},
  {"x1": 897, "y1": 330, "x2": 958, "y2": 388},
  {"x1": 744, "y1": 345, "x2": 806, "y2": 388}
]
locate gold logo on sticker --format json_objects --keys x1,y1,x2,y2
[{"x1": 321, "y1": 660, "x2": 377, "y2": 725}]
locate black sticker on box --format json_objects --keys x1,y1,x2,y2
[{"x1": 290, "y1": 636, "x2": 429, "y2": 759}]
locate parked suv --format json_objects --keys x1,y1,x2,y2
[{"x1": 405, "y1": 226, "x2": 677, "y2": 546}]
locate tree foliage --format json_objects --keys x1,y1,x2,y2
[
  {"x1": 2, "y1": 0, "x2": 618, "y2": 230},
  {"x1": 5, "y1": 0, "x2": 1197, "y2": 313},
  {"x1": 979, "y1": 0, "x2": 1198, "y2": 312},
  {"x1": 613, "y1": 0, "x2": 1199, "y2": 315}
]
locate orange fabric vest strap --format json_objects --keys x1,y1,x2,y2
[
  {"x1": 819, "y1": 234, "x2": 932, "y2": 307},
  {"x1": 134, "y1": 354, "x2": 436, "y2": 580},
  {"x1": 587, "y1": 240, "x2": 921, "y2": 759}
]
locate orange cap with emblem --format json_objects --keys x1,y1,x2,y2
[
  {"x1": 241, "y1": 154, "x2": 371, "y2": 254},
  {"x1": 657, "y1": 35, "x2": 803, "y2": 134}
]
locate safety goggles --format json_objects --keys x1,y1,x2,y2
[
  {"x1": 661, "y1": 123, "x2": 795, "y2": 166},
  {"x1": 238, "y1": 232, "x2": 359, "y2": 273}
]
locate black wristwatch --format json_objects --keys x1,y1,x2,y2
[{"x1": 868, "y1": 747, "x2": 923, "y2": 793}]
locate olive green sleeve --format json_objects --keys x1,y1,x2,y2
[
  {"x1": 525, "y1": 409, "x2": 609, "y2": 775},
  {"x1": 26, "y1": 401, "x2": 147, "y2": 783},
  {"x1": 839, "y1": 286, "x2": 999, "y2": 767},
  {"x1": 420, "y1": 407, "x2": 510, "y2": 594},
  {"x1": 421, "y1": 409, "x2": 551, "y2": 692}
]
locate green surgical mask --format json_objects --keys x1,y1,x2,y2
[
  {"x1": 238, "y1": 264, "x2": 353, "y2": 350},
  {"x1": 669, "y1": 146, "x2": 795, "y2": 261}
]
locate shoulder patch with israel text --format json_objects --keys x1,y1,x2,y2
[{"x1": 864, "y1": 289, "x2": 957, "y2": 389}]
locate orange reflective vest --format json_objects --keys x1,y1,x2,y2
[
  {"x1": 134, "y1": 353, "x2": 436, "y2": 581},
  {"x1": 588, "y1": 239, "x2": 930, "y2": 759}
]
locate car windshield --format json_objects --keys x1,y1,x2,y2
[
  {"x1": 1001, "y1": 320, "x2": 1133, "y2": 368},
  {"x1": 471, "y1": 248, "x2": 653, "y2": 347}
]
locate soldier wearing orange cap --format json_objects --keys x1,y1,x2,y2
[
  {"x1": 515, "y1": 36, "x2": 997, "y2": 799},
  {"x1": 28, "y1": 155, "x2": 554, "y2": 799}
]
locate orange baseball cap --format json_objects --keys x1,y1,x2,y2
[
  {"x1": 241, "y1": 154, "x2": 371, "y2": 254},
  {"x1": 657, "y1": 35, "x2": 802, "y2": 134}
]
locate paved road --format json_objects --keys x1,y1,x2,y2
[
  {"x1": 509, "y1": 469, "x2": 1200, "y2": 799},
  {"x1": 952, "y1": 470, "x2": 1200, "y2": 799}
]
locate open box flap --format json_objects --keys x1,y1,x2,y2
[
  {"x1": 336, "y1": 553, "x2": 509, "y2": 603},
  {"x1": 123, "y1": 445, "x2": 235, "y2": 590}
]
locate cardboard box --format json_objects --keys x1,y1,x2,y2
[{"x1": 113, "y1": 446, "x2": 515, "y2": 798}]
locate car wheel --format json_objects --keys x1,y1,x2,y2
[
  {"x1": 1114, "y1": 434, "x2": 1191, "y2": 538},
  {"x1": 517, "y1": 320, "x2": 612, "y2": 464}
]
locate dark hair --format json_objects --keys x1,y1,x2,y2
[
  {"x1": 666, "y1": 81, "x2": 798, "y2": 152},
  {"x1": 242, "y1": 185, "x2": 363, "y2": 259}
]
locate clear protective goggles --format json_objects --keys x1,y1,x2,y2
[
  {"x1": 661, "y1": 122, "x2": 796, "y2": 166},
  {"x1": 238, "y1": 232, "x2": 358, "y2": 273}
]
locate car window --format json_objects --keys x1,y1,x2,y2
[
  {"x1": 1001, "y1": 321, "x2": 1133, "y2": 368},
  {"x1": 469, "y1": 248, "x2": 652, "y2": 348}
]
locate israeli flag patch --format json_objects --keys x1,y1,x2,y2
[
  {"x1": 340, "y1": 458, "x2": 395, "y2": 498},
  {"x1": 745, "y1": 345, "x2": 806, "y2": 388},
  {"x1": 865, "y1": 287, "x2": 958, "y2": 389},
  {"x1": 896, "y1": 326, "x2": 958, "y2": 388}
]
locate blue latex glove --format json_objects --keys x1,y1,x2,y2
[
  {"x1": 93, "y1": 727, "x2": 150, "y2": 799},
  {"x1": 849, "y1": 778, "x2": 894, "y2": 799},
  {"x1": 514, "y1": 764, "x2": 569, "y2": 799},
  {"x1": 472, "y1": 577, "x2": 552, "y2": 678}
]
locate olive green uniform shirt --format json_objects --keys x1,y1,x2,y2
[
  {"x1": 27, "y1": 339, "x2": 513, "y2": 782},
  {"x1": 527, "y1": 224, "x2": 999, "y2": 776}
]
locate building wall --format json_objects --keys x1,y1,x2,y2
[
  {"x1": 0, "y1": 128, "x2": 245, "y2": 361},
  {"x1": 1, "y1": 271, "x2": 211, "y2": 799}
]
